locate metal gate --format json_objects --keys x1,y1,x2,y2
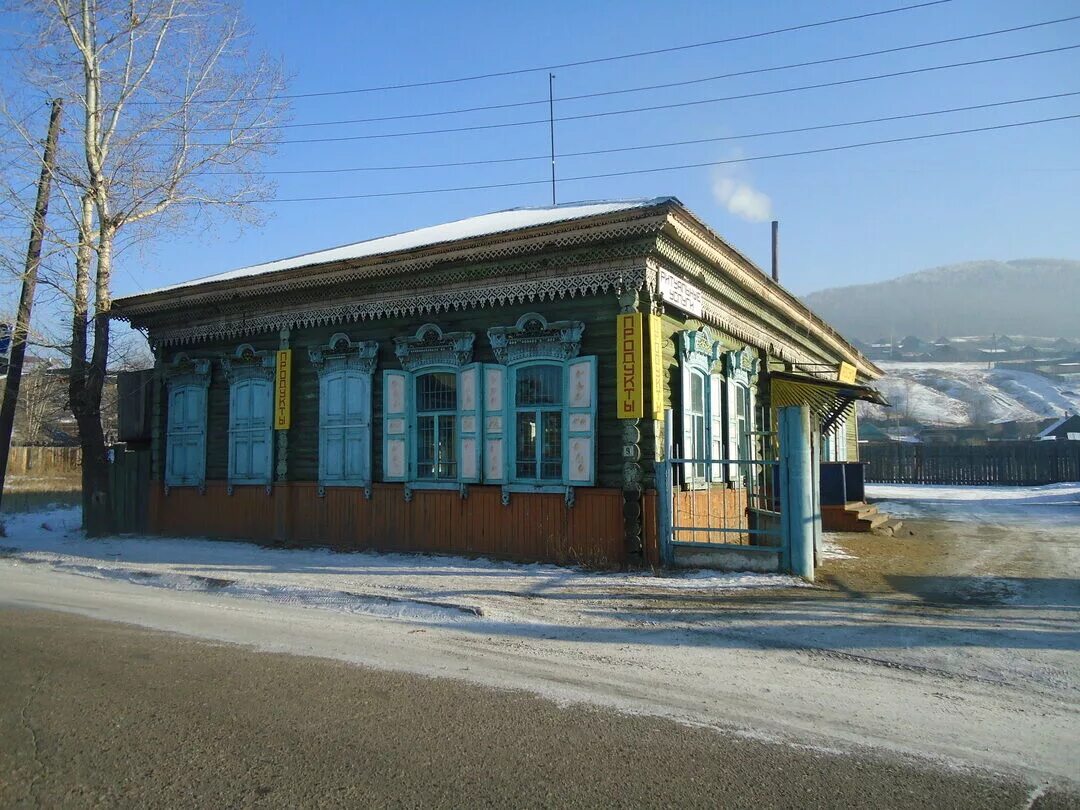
[{"x1": 656, "y1": 407, "x2": 789, "y2": 572}]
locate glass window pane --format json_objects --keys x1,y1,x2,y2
[
  {"x1": 516, "y1": 365, "x2": 562, "y2": 406},
  {"x1": 690, "y1": 372, "x2": 704, "y2": 415},
  {"x1": 416, "y1": 372, "x2": 457, "y2": 412},
  {"x1": 437, "y1": 413, "x2": 457, "y2": 478},
  {"x1": 541, "y1": 412, "x2": 562, "y2": 480},
  {"x1": 693, "y1": 413, "x2": 706, "y2": 481},
  {"x1": 417, "y1": 414, "x2": 435, "y2": 478},
  {"x1": 516, "y1": 412, "x2": 537, "y2": 478}
]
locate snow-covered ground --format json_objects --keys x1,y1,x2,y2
[
  {"x1": 867, "y1": 482, "x2": 1080, "y2": 528},
  {"x1": 2, "y1": 495, "x2": 1078, "y2": 785},
  {"x1": 0, "y1": 506, "x2": 803, "y2": 625},
  {"x1": 860, "y1": 362, "x2": 1080, "y2": 427}
]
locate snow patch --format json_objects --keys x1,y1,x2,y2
[{"x1": 136, "y1": 198, "x2": 672, "y2": 296}]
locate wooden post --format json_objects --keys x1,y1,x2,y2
[{"x1": 0, "y1": 99, "x2": 63, "y2": 510}]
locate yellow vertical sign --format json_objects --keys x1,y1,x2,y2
[
  {"x1": 648, "y1": 314, "x2": 665, "y2": 420},
  {"x1": 617, "y1": 313, "x2": 644, "y2": 419},
  {"x1": 274, "y1": 349, "x2": 292, "y2": 430},
  {"x1": 838, "y1": 361, "x2": 857, "y2": 384}
]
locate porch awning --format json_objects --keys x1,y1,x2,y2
[{"x1": 768, "y1": 370, "x2": 889, "y2": 433}]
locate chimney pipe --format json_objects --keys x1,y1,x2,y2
[{"x1": 770, "y1": 220, "x2": 779, "y2": 282}]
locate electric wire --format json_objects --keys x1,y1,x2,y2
[
  {"x1": 233, "y1": 113, "x2": 1080, "y2": 203},
  {"x1": 128, "y1": 0, "x2": 957, "y2": 104}
]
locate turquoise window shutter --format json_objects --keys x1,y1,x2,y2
[
  {"x1": 383, "y1": 369, "x2": 409, "y2": 481},
  {"x1": 725, "y1": 379, "x2": 740, "y2": 484},
  {"x1": 229, "y1": 377, "x2": 273, "y2": 484},
  {"x1": 565, "y1": 355, "x2": 597, "y2": 486},
  {"x1": 458, "y1": 363, "x2": 482, "y2": 484},
  {"x1": 344, "y1": 371, "x2": 371, "y2": 482},
  {"x1": 319, "y1": 368, "x2": 371, "y2": 485},
  {"x1": 679, "y1": 355, "x2": 695, "y2": 485},
  {"x1": 165, "y1": 383, "x2": 207, "y2": 486},
  {"x1": 481, "y1": 364, "x2": 507, "y2": 484},
  {"x1": 709, "y1": 372, "x2": 724, "y2": 481}
]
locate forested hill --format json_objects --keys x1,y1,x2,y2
[{"x1": 802, "y1": 259, "x2": 1080, "y2": 341}]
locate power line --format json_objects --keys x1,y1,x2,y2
[
  {"x1": 243, "y1": 113, "x2": 1080, "y2": 202},
  {"x1": 172, "y1": 44, "x2": 1080, "y2": 146},
  {"x1": 129, "y1": 0, "x2": 956, "y2": 105},
  {"x1": 185, "y1": 15, "x2": 1080, "y2": 132},
  {"x1": 206, "y1": 91, "x2": 1080, "y2": 175}
]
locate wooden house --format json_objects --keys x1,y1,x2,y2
[{"x1": 113, "y1": 198, "x2": 881, "y2": 568}]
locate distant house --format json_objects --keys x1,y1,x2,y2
[
  {"x1": 918, "y1": 426, "x2": 990, "y2": 445},
  {"x1": 931, "y1": 343, "x2": 963, "y2": 361},
  {"x1": 1036, "y1": 413, "x2": 1080, "y2": 441}
]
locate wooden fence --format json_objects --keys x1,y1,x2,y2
[
  {"x1": 862, "y1": 442, "x2": 1080, "y2": 485},
  {"x1": 6, "y1": 446, "x2": 80, "y2": 476}
]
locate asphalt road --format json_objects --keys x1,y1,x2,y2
[{"x1": 2, "y1": 608, "x2": 1072, "y2": 809}]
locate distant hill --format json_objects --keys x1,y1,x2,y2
[{"x1": 802, "y1": 259, "x2": 1080, "y2": 341}]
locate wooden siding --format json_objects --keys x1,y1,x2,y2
[
  {"x1": 149, "y1": 483, "x2": 626, "y2": 567},
  {"x1": 160, "y1": 295, "x2": 628, "y2": 488},
  {"x1": 672, "y1": 486, "x2": 751, "y2": 545}
]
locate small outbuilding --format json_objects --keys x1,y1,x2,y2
[{"x1": 113, "y1": 197, "x2": 881, "y2": 570}]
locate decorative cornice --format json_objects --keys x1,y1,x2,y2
[
  {"x1": 220, "y1": 343, "x2": 275, "y2": 384},
  {"x1": 150, "y1": 265, "x2": 647, "y2": 348},
  {"x1": 308, "y1": 333, "x2": 379, "y2": 377},
  {"x1": 660, "y1": 216, "x2": 879, "y2": 378},
  {"x1": 162, "y1": 353, "x2": 212, "y2": 388},
  {"x1": 487, "y1": 312, "x2": 584, "y2": 364},
  {"x1": 679, "y1": 327, "x2": 721, "y2": 370},
  {"x1": 115, "y1": 211, "x2": 668, "y2": 316},
  {"x1": 394, "y1": 324, "x2": 475, "y2": 371},
  {"x1": 724, "y1": 347, "x2": 760, "y2": 385}
]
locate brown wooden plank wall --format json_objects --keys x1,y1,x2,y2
[
  {"x1": 672, "y1": 486, "x2": 751, "y2": 545},
  {"x1": 150, "y1": 483, "x2": 627, "y2": 567}
]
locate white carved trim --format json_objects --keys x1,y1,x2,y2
[{"x1": 151, "y1": 266, "x2": 647, "y2": 347}]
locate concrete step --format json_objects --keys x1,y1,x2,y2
[
  {"x1": 867, "y1": 512, "x2": 890, "y2": 530},
  {"x1": 871, "y1": 518, "x2": 905, "y2": 537}
]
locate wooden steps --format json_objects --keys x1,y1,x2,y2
[{"x1": 822, "y1": 501, "x2": 903, "y2": 534}]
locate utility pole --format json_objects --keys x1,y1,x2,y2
[
  {"x1": 0, "y1": 98, "x2": 63, "y2": 511},
  {"x1": 548, "y1": 73, "x2": 556, "y2": 206}
]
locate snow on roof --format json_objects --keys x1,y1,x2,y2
[
  {"x1": 1036, "y1": 415, "x2": 1070, "y2": 438},
  {"x1": 140, "y1": 197, "x2": 673, "y2": 297}
]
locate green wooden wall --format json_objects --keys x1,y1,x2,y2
[{"x1": 160, "y1": 294, "x2": 627, "y2": 488}]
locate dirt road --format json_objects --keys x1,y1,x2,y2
[{"x1": 1, "y1": 608, "x2": 1065, "y2": 809}]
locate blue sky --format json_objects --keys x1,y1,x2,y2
[{"x1": 19, "y1": 0, "x2": 1080, "y2": 298}]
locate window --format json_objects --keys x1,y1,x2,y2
[
  {"x1": 311, "y1": 335, "x2": 377, "y2": 487},
  {"x1": 688, "y1": 369, "x2": 707, "y2": 483},
  {"x1": 384, "y1": 324, "x2": 477, "y2": 486},
  {"x1": 164, "y1": 358, "x2": 210, "y2": 487},
  {"x1": 679, "y1": 332, "x2": 758, "y2": 488},
  {"x1": 415, "y1": 371, "x2": 458, "y2": 480},
  {"x1": 514, "y1": 364, "x2": 563, "y2": 480},
  {"x1": 223, "y1": 347, "x2": 275, "y2": 485},
  {"x1": 319, "y1": 369, "x2": 371, "y2": 484},
  {"x1": 229, "y1": 377, "x2": 273, "y2": 483},
  {"x1": 488, "y1": 314, "x2": 595, "y2": 489}
]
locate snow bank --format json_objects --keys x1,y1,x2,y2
[
  {"x1": 866, "y1": 482, "x2": 1080, "y2": 526},
  {"x1": 0, "y1": 505, "x2": 804, "y2": 624}
]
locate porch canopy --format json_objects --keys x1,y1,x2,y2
[{"x1": 768, "y1": 370, "x2": 889, "y2": 433}]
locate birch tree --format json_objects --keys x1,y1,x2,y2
[{"x1": 3, "y1": 0, "x2": 286, "y2": 533}]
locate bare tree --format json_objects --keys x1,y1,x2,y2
[{"x1": 2, "y1": 0, "x2": 285, "y2": 533}]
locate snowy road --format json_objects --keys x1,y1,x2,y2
[{"x1": 1, "y1": 487, "x2": 1078, "y2": 789}]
